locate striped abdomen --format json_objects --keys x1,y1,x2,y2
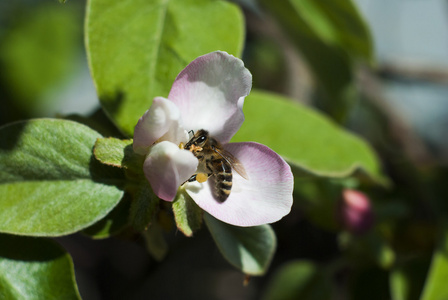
[{"x1": 208, "y1": 157, "x2": 233, "y2": 202}]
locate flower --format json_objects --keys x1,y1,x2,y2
[
  {"x1": 133, "y1": 51, "x2": 293, "y2": 226},
  {"x1": 340, "y1": 189, "x2": 374, "y2": 234}
]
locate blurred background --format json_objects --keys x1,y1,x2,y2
[
  {"x1": 356, "y1": 0, "x2": 448, "y2": 163},
  {"x1": 1, "y1": 0, "x2": 448, "y2": 299},
  {"x1": 0, "y1": 0, "x2": 97, "y2": 125}
]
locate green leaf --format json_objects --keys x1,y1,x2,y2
[
  {"x1": 0, "y1": 119, "x2": 124, "y2": 236},
  {"x1": 0, "y1": 234, "x2": 80, "y2": 299},
  {"x1": 262, "y1": 260, "x2": 331, "y2": 300},
  {"x1": 129, "y1": 183, "x2": 159, "y2": 231},
  {"x1": 172, "y1": 191, "x2": 203, "y2": 237},
  {"x1": 261, "y1": 0, "x2": 373, "y2": 122},
  {"x1": 143, "y1": 222, "x2": 169, "y2": 261},
  {"x1": 232, "y1": 90, "x2": 386, "y2": 184},
  {"x1": 421, "y1": 226, "x2": 448, "y2": 300},
  {"x1": 204, "y1": 213, "x2": 276, "y2": 275},
  {"x1": 390, "y1": 258, "x2": 430, "y2": 300},
  {"x1": 93, "y1": 137, "x2": 145, "y2": 176},
  {"x1": 82, "y1": 195, "x2": 131, "y2": 239},
  {"x1": 285, "y1": 0, "x2": 372, "y2": 61},
  {"x1": 86, "y1": 0, "x2": 245, "y2": 136},
  {"x1": 94, "y1": 138, "x2": 134, "y2": 168}
]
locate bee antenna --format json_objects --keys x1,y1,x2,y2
[{"x1": 188, "y1": 130, "x2": 194, "y2": 135}]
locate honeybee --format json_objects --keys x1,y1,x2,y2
[{"x1": 183, "y1": 129, "x2": 248, "y2": 202}]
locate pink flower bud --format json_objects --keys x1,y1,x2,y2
[{"x1": 340, "y1": 189, "x2": 374, "y2": 234}]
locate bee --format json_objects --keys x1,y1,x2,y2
[{"x1": 183, "y1": 129, "x2": 248, "y2": 202}]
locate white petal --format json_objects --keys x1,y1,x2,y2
[
  {"x1": 185, "y1": 142, "x2": 293, "y2": 226},
  {"x1": 133, "y1": 97, "x2": 189, "y2": 155},
  {"x1": 168, "y1": 51, "x2": 252, "y2": 143},
  {"x1": 144, "y1": 141, "x2": 198, "y2": 202}
]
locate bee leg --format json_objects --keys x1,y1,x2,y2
[
  {"x1": 187, "y1": 174, "x2": 197, "y2": 182},
  {"x1": 184, "y1": 173, "x2": 210, "y2": 185}
]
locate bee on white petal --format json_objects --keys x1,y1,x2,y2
[{"x1": 183, "y1": 129, "x2": 248, "y2": 202}]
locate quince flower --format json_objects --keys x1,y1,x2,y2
[{"x1": 133, "y1": 51, "x2": 293, "y2": 226}]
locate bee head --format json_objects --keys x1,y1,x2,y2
[
  {"x1": 194, "y1": 130, "x2": 209, "y2": 146},
  {"x1": 184, "y1": 129, "x2": 209, "y2": 149}
]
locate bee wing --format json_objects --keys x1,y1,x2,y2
[{"x1": 214, "y1": 148, "x2": 249, "y2": 180}]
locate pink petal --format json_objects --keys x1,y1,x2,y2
[
  {"x1": 144, "y1": 141, "x2": 198, "y2": 202},
  {"x1": 133, "y1": 97, "x2": 188, "y2": 155},
  {"x1": 185, "y1": 142, "x2": 293, "y2": 226},
  {"x1": 168, "y1": 51, "x2": 252, "y2": 143}
]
